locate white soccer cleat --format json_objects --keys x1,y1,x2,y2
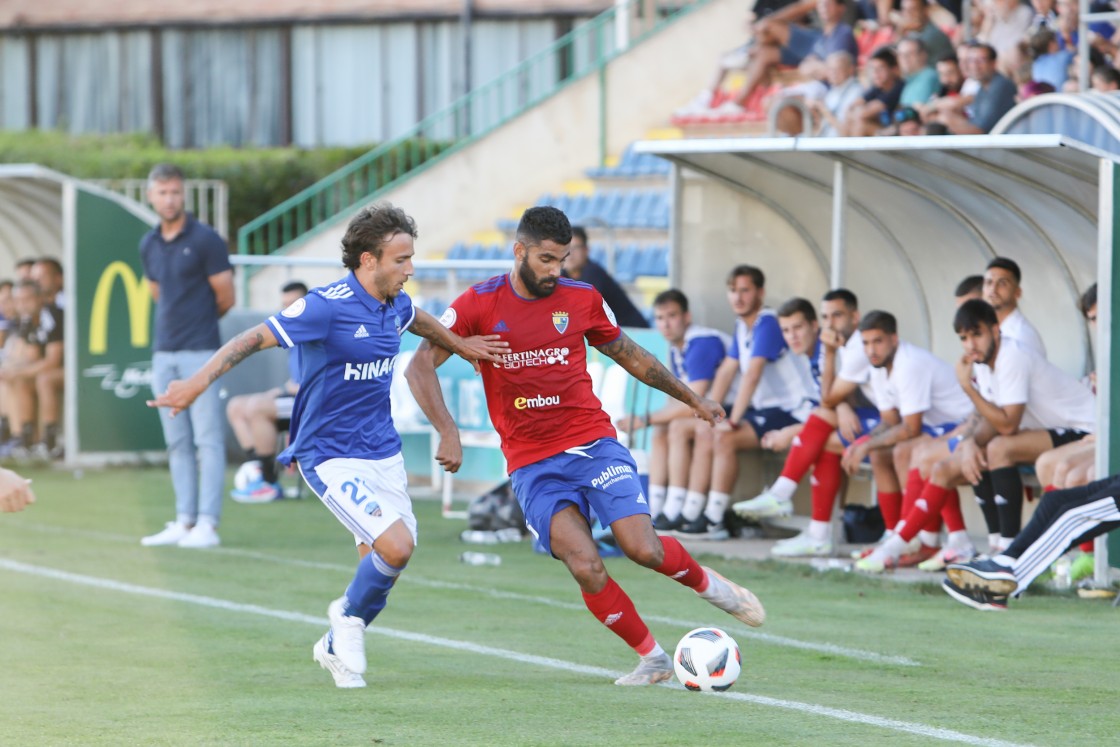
[
  {"x1": 313, "y1": 634, "x2": 366, "y2": 689},
  {"x1": 771, "y1": 531, "x2": 833, "y2": 558},
  {"x1": 614, "y1": 652, "x2": 674, "y2": 686},
  {"x1": 327, "y1": 597, "x2": 368, "y2": 674},
  {"x1": 732, "y1": 490, "x2": 792, "y2": 520},
  {"x1": 698, "y1": 567, "x2": 766, "y2": 627},
  {"x1": 177, "y1": 523, "x2": 220, "y2": 549},
  {"x1": 140, "y1": 521, "x2": 191, "y2": 547}
]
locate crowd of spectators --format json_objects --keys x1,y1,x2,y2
[{"x1": 675, "y1": 0, "x2": 1120, "y2": 136}]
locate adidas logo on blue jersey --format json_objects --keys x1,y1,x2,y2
[
  {"x1": 492, "y1": 320, "x2": 510, "y2": 332},
  {"x1": 354, "y1": 324, "x2": 369, "y2": 339},
  {"x1": 319, "y1": 283, "x2": 354, "y2": 300}
]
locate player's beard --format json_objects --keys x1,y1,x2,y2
[{"x1": 518, "y1": 262, "x2": 557, "y2": 298}]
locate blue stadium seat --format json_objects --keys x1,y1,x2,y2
[
  {"x1": 613, "y1": 244, "x2": 642, "y2": 282},
  {"x1": 590, "y1": 242, "x2": 608, "y2": 266}
]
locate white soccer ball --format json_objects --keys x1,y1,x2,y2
[
  {"x1": 673, "y1": 627, "x2": 741, "y2": 692},
  {"x1": 234, "y1": 460, "x2": 263, "y2": 492}
]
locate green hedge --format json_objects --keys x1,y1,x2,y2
[{"x1": 0, "y1": 130, "x2": 379, "y2": 242}]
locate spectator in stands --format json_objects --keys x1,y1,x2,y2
[
  {"x1": 979, "y1": 0, "x2": 1034, "y2": 71},
  {"x1": 140, "y1": 163, "x2": 234, "y2": 550},
  {"x1": 1091, "y1": 64, "x2": 1120, "y2": 91},
  {"x1": 226, "y1": 281, "x2": 309, "y2": 503},
  {"x1": 899, "y1": 37, "x2": 941, "y2": 107},
  {"x1": 897, "y1": 0, "x2": 956, "y2": 64},
  {"x1": 806, "y1": 51, "x2": 865, "y2": 136},
  {"x1": 892, "y1": 106, "x2": 925, "y2": 135},
  {"x1": 562, "y1": 226, "x2": 648, "y2": 328},
  {"x1": 676, "y1": 266, "x2": 817, "y2": 539},
  {"x1": 914, "y1": 54, "x2": 969, "y2": 125},
  {"x1": 615, "y1": 290, "x2": 729, "y2": 528},
  {"x1": 1027, "y1": 27, "x2": 1074, "y2": 89},
  {"x1": 983, "y1": 256, "x2": 1046, "y2": 356},
  {"x1": 0, "y1": 467, "x2": 34, "y2": 513},
  {"x1": 0, "y1": 280, "x2": 63, "y2": 460},
  {"x1": 735, "y1": 290, "x2": 886, "y2": 557},
  {"x1": 942, "y1": 42, "x2": 1017, "y2": 133},
  {"x1": 788, "y1": 0, "x2": 860, "y2": 84},
  {"x1": 31, "y1": 258, "x2": 64, "y2": 310},
  {"x1": 842, "y1": 46, "x2": 905, "y2": 135},
  {"x1": 955, "y1": 274, "x2": 984, "y2": 304},
  {"x1": 14, "y1": 259, "x2": 34, "y2": 282},
  {"x1": 1018, "y1": 79, "x2": 1056, "y2": 100},
  {"x1": 675, "y1": 0, "x2": 820, "y2": 116},
  {"x1": 842, "y1": 311, "x2": 973, "y2": 570},
  {"x1": 942, "y1": 471, "x2": 1120, "y2": 610}
]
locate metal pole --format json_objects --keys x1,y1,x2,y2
[
  {"x1": 461, "y1": 0, "x2": 473, "y2": 137},
  {"x1": 615, "y1": 0, "x2": 630, "y2": 52},
  {"x1": 1079, "y1": 0, "x2": 1090, "y2": 91},
  {"x1": 1095, "y1": 158, "x2": 1116, "y2": 584},
  {"x1": 830, "y1": 161, "x2": 846, "y2": 289}
]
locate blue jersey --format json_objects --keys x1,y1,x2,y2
[
  {"x1": 265, "y1": 273, "x2": 416, "y2": 469},
  {"x1": 669, "y1": 324, "x2": 730, "y2": 385}
]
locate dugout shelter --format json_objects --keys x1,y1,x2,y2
[{"x1": 635, "y1": 133, "x2": 1120, "y2": 575}]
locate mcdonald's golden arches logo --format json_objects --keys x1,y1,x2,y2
[{"x1": 89, "y1": 261, "x2": 151, "y2": 355}]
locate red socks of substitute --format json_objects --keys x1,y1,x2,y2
[
  {"x1": 781, "y1": 414, "x2": 835, "y2": 483},
  {"x1": 810, "y1": 451, "x2": 843, "y2": 522}
]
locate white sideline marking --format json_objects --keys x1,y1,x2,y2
[
  {"x1": 0, "y1": 557, "x2": 1032, "y2": 747},
  {"x1": 12, "y1": 521, "x2": 919, "y2": 666}
]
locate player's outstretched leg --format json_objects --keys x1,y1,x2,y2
[{"x1": 697, "y1": 567, "x2": 766, "y2": 627}]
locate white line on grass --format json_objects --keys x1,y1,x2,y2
[
  {"x1": 0, "y1": 557, "x2": 1032, "y2": 747},
  {"x1": 11, "y1": 522, "x2": 919, "y2": 667}
]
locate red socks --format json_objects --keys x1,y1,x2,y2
[
  {"x1": 878, "y1": 490, "x2": 903, "y2": 531},
  {"x1": 781, "y1": 414, "x2": 835, "y2": 483},
  {"x1": 898, "y1": 483, "x2": 954, "y2": 543},
  {"x1": 940, "y1": 488, "x2": 966, "y2": 533},
  {"x1": 582, "y1": 578, "x2": 655, "y2": 654},
  {"x1": 655, "y1": 536, "x2": 706, "y2": 590},
  {"x1": 810, "y1": 451, "x2": 843, "y2": 522}
]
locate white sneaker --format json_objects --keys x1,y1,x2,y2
[
  {"x1": 771, "y1": 531, "x2": 833, "y2": 558},
  {"x1": 732, "y1": 489, "x2": 792, "y2": 520},
  {"x1": 698, "y1": 567, "x2": 766, "y2": 627},
  {"x1": 313, "y1": 634, "x2": 366, "y2": 689},
  {"x1": 177, "y1": 523, "x2": 220, "y2": 549},
  {"x1": 327, "y1": 597, "x2": 367, "y2": 674},
  {"x1": 917, "y1": 543, "x2": 977, "y2": 572},
  {"x1": 141, "y1": 521, "x2": 191, "y2": 547},
  {"x1": 673, "y1": 89, "x2": 713, "y2": 116},
  {"x1": 614, "y1": 652, "x2": 674, "y2": 686}
]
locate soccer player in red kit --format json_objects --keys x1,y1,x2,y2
[{"x1": 406, "y1": 207, "x2": 765, "y2": 686}]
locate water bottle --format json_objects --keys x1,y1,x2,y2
[
  {"x1": 460, "y1": 551, "x2": 502, "y2": 566},
  {"x1": 1053, "y1": 556, "x2": 1072, "y2": 590},
  {"x1": 495, "y1": 527, "x2": 523, "y2": 543},
  {"x1": 460, "y1": 530, "x2": 500, "y2": 545}
]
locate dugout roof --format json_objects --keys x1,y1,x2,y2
[{"x1": 636, "y1": 134, "x2": 1111, "y2": 378}]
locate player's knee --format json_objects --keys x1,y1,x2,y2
[
  {"x1": 929, "y1": 459, "x2": 953, "y2": 484},
  {"x1": 376, "y1": 535, "x2": 414, "y2": 567},
  {"x1": 623, "y1": 538, "x2": 664, "y2": 568},
  {"x1": 986, "y1": 437, "x2": 1010, "y2": 465},
  {"x1": 565, "y1": 552, "x2": 607, "y2": 585}
]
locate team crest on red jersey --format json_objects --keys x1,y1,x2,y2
[{"x1": 552, "y1": 311, "x2": 569, "y2": 334}]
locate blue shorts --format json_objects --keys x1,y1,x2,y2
[
  {"x1": 742, "y1": 406, "x2": 800, "y2": 438},
  {"x1": 780, "y1": 25, "x2": 822, "y2": 66},
  {"x1": 837, "y1": 407, "x2": 882, "y2": 448},
  {"x1": 922, "y1": 422, "x2": 960, "y2": 439},
  {"x1": 510, "y1": 438, "x2": 649, "y2": 557}
]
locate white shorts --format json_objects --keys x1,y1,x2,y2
[{"x1": 299, "y1": 453, "x2": 417, "y2": 547}]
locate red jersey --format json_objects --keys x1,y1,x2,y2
[{"x1": 444, "y1": 274, "x2": 622, "y2": 472}]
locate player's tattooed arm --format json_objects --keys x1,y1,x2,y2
[
  {"x1": 411, "y1": 308, "x2": 506, "y2": 370},
  {"x1": 147, "y1": 322, "x2": 278, "y2": 417},
  {"x1": 596, "y1": 333, "x2": 724, "y2": 426}
]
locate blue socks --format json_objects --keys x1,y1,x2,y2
[{"x1": 343, "y1": 551, "x2": 405, "y2": 625}]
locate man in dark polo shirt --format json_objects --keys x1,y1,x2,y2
[
  {"x1": 561, "y1": 226, "x2": 649, "y2": 328},
  {"x1": 139, "y1": 163, "x2": 234, "y2": 549}
]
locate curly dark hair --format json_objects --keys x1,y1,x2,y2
[
  {"x1": 516, "y1": 206, "x2": 572, "y2": 248},
  {"x1": 341, "y1": 203, "x2": 418, "y2": 270}
]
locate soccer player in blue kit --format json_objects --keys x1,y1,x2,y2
[{"x1": 149, "y1": 203, "x2": 505, "y2": 688}]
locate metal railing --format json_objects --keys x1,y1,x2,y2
[
  {"x1": 236, "y1": 0, "x2": 708, "y2": 258},
  {"x1": 89, "y1": 179, "x2": 229, "y2": 240}
]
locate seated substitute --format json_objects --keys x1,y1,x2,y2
[
  {"x1": 227, "y1": 281, "x2": 309, "y2": 503},
  {"x1": 0, "y1": 280, "x2": 63, "y2": 460},
  {"x1": 734, "y1": 289, "x2": 884, "y2": 558},
  {"x1": 842, "y1": 310, "x2": 973, "y2": 570},
  {"x1": 615, "y1": 289, "x2": 729, "y2": 526}
]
